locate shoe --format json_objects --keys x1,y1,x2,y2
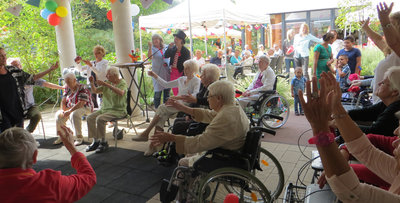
[
  {"x1": 95, "y1": 142, "x2": 109, "y2": 153},
  {"x1": 144, "y1": 146, "x2": 157, "y2": 156},
  {"x1": 300, "y1": 112, "x2": 305, "y2": 115},
  {"x1": 131, "y1": 134, "x2": 148, "y2": 142},
  {"x1": 295, "y1": 112, "x2": 300, "y2": 116},
  {"x1": 86, "y1": 141, "x2": 100, "y2": 152},
  {"x1": 53, "y1": 137, "x2": 63, "y2": 145},
  {"x1": 74, "y1": 137, "x2": 84, "y2": 146}
]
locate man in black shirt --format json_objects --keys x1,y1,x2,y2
[{"x1": 0, "y1": 48, "x2": 59, "y2": 132}]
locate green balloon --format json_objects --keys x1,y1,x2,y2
[{"x1": 45, "y1": 0, "x2": 58, "y2": 12}]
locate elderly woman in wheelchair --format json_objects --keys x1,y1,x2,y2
[{"x1": 236, "y1": 55, "x2": 290, "y2": 129}]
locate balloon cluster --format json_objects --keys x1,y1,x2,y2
[{"x1": 40, "y1": 0, "x2": 68, "y2": 26}]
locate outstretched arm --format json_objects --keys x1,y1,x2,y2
[
  {"x1": 33, "y1": 62, "x2": 59, "y2": 80},
  {"x1": 43, "y1": 81, "x2": 64, "y2": 90},
  {"x1": 378, "y1": 2, "x2": 400, "y2": 56}
]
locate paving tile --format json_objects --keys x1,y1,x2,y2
[
  {"x1": 101, "y1": 191, "x2": 148, "y2": 203},
  {"x1": 108, "y1": 169, "x2": 164, "y2": 195},
  {"x1": 76, "y1": 185, "x2": 115, "y2": 203}
]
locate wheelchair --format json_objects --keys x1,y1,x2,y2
[
  {"x1": 237, "y1": 75, "x2": 290, "y2": 129},
  {"x1": 160, "y1": 127, "x2": 285, "y2": 203}
]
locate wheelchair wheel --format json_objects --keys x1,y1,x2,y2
[
  {"x1": 197, "y1": 167, "x2": 271, "y2": 203},
  {"x1": 253, "y1": 148, "x2": 285, "y2": 201},
  {"x1": 259, "y1": 94, "x2": 290, "y2": 129}
]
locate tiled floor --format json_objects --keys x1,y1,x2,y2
[{"x1": 29, "y1": 106, "x2": 316, "y2": 202}]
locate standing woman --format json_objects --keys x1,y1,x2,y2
[
  {"x1": 283, "y1": 29, "x2": 295, "y2": 73},
  {"x1": 313, "y1": 32, "x2": 335, "y2": 87},
  {"x1": 148, "y1": 34, "x2": 170, "y2": 109},
  {"x1": 165, "y1": 30, "x2": 191, "y2": 96},
  {"x1": 293, "y1": 23, "x2": 323, "y2": 80}
]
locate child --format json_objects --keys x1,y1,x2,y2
[
  {"x1": 291, "y1": 67, "x2": 306, "y2": 116},
  {"x1": 132, "y1": 59, "x2": 201, "y2": 155},
  {"x1": 336, "y1": 35, "x2": 361, "y2": 74},
  {"x1": 335, "y1": 54, "x2": 351, "y2": 89}
]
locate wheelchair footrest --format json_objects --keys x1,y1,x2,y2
[{"x1": 160, "y1": 179, "x2": 178, "y2": 203}]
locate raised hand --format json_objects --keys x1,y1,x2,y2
[
  {"x1": 148, "y1": 41, "x2": 152, "y2": 48},
  {"x1": 377, "y1": 2, "x2": 394, "y2": 20},
  {"x1": 360, "y1": 17, "x2": 370, "y2": 29},
  {"x1": 83, "y1": 59, "x2": 92, "y2": 67},
  {"x1": 50, "y1": 61, "x2": 59, "y2": 71},
  {"x1": 89, "y1": 76, "x2": 94, "y2": 83}
]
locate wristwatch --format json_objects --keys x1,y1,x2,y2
[{"x1": 308, "y1": 132, "x2": 335, "y2": 146}]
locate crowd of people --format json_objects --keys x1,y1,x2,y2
[{"x1": 1, "y1": 1, "x2": 400, "y2": 202}]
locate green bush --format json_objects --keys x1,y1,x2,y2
[{"x1": 360, "y1": 47, "x2": 384, "y2": 76}]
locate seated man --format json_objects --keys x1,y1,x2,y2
[
  {"x1": 210, "y1": 49, "x2": 223, "y2": 66},
  {"x1": 54, "y1": 73, "x2": 94, "y2": 146},
  {"x1": 233, "y1": 50, "x2": 253, "y2": 79},
  {"x1": 11, "y1": 59, "x2": 64, "y2": 134},
  {"x1": 237, "y1": 55, "x2": 276, "y2": 108},
  {"x1": 0, "y1": 126, "x2": 96, "y2": 202},
  {"x1": 85, "y1": 67, "x2": 127, "y2": 153}
]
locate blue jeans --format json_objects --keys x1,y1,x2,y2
[
  {"x1": 285, "y1": 58, "x2": 295, "y2": 73},
  {"x1": 154, "y1": 88, "x2": 171, "y2": 108},
  {"x1": 294, "y1": 95, "x2": 303, "y2": 114}
]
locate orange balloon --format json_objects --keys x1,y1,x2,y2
[{"x1": 110, "y1": 0, "x2": 116, "y2": 3}]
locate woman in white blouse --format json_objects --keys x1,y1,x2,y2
[{"x1": 132, "y1": 60, "x2": 200, "y2": 154}]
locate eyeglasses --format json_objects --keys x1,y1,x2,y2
[{"x1": 207, "y1": 94, "x2": 216, "y2": 99}]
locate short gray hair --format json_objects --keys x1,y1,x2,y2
[
  {"x1": 183, "y1": 59, "x2": 199, "y2": 74},
  {"x1": 384, "y1": 66, "x2": 400, "y2": 96},
  {"x1": 258, "y1": 55, "x2": 270, "y2": 65},
  {"x1": 202, "y1": 64, "x2": 220, "y2": 83},
  {"x1": 208, "y1": 80, "x2": 235, "y2": 105},
  {"x1": 0, "y1": 128, "x2": 37, "y2": 169},
  {"x1": 63, "y1": 72, "x2": 76, "y2": 81},
  {"x1": 107, "y1": 66, "x2": 119, "y2": 77}
]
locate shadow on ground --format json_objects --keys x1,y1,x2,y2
[{"x1": 33, "y1": 138, "x2": 176, "y2": 203}]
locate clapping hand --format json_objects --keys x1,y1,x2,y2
[
  {"x1": 57, "y1": 125, "x2": 77, "y2": 155},
  {"x1": 181, "y1": 94, "x2": 196, "y2": 103},
  {"x1": 150, "y1": 131, "x2": 174, "y2": 146},
  {"x1": 83, "y1": 59, "x2": 92, "y2": 67},
  {"x1": 96, "y1": 80, "x2": 107, "y2": 86}
]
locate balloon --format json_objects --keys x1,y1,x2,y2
[
  {"x1": 40, "y1": 8, "x2": 54, "y2": 20},
  {"x1": 56, "y1": 6, "x2": 68, "y2": 18},
  {"x1": 48, "y1": 13, "x2": 61, "y2": 26},
  {"x1": 131, "y1": 4, "x2": 140, "y2": 16},
  {"x1": 110, "y1": 0, "x2": 116, "y2": 3},
  {"x1": 45, "y1": 0, "x2": 58, "y2": 12},
  {"x1": 107, "y1": 10, "x2": 112, "y2": 21}
]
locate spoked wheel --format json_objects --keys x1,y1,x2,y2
[
  {"x1": 259, "y1": 94, "x2": 290, "y2": 129},
  {"x1": 252, "y1": 148, "x2": 285, "y2": 201},
  {"x1": 198, "y1": 168, "x2": 271, "y2": 203}
]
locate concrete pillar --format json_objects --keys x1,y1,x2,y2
[
  {"x1": 111, "y1": 1, "x2": 141, "y2": 116},
  {"x1": 55, "y1": 0, "x2": 76, "y2": 70}
]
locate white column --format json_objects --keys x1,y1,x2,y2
[
  {"x1": 55, "y1": 0, "x2": 76, "y2": 70},
  {"x1": 111, "y1": 1, "x2": 141, "y2": 116}
]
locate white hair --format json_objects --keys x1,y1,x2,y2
[
  {"x1": 202, "y1": 64, "x2": 220, "y2": 83},
  {"x1": 258, "y1": 55, "x2": 270, "y2": 65},
  {"x1": 107, "y1": 66, "x2": 119, "y2": 77},
  {"x1": 63, "y1": 72, "x2": 76, "y2": 81},
  {"x1": 183, "y1": 59, "x2": 199, "y2": 75},
  {"x1": 208, "y1": 80, "x2": 235, "y2": 105},
  {"x1": 384, "y1": 66, "x2": 400, "y2": 96},
  {"x1": 0, "y1": 128, "x2": 37, "y2": 169}
]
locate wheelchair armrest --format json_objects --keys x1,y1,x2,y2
[
  {"x1": 259, "y1": 90, "x2": 276, "y2": 94},
  {"x1": 362, "y1": 75, "x2": 374, "y2": 79},
  {"x1": 250, "y1": 126, "x2": 276, "y2": 136}
]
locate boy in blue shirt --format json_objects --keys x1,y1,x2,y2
[
  {"x1": 291, "y1": 67, "x2": 306, "y2": 116},
  {"x1": 335, "y1": 54, "x2": 351, "y2": 89}
]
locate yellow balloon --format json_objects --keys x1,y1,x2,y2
[{"x1": 56, "y1": 6, "x2": 68, "y2": 18}]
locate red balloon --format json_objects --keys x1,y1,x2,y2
[
  {"x1": 107, "y1": 10, "x2": 112, "y2": 22},
  {"x1": 48, "y1": 13, "x2": 61, "y2": 26}
]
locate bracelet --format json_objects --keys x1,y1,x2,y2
[
  {"x1": 331, "y1": 113, "x2": 347, "y2": 119},
  {"x1": 383, "y1": 23, "x2": 392, "y2": 29},
  {"x1": 308, "y1": 132, "x2": 335, "y2": 146}
]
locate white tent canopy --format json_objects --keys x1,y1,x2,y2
[
  {"x1": 139, "y1": 0, "x2": 270, "y2": 29},
  {"x1": 186, "y1": 28, "x2": 242, "y2": 39}
]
